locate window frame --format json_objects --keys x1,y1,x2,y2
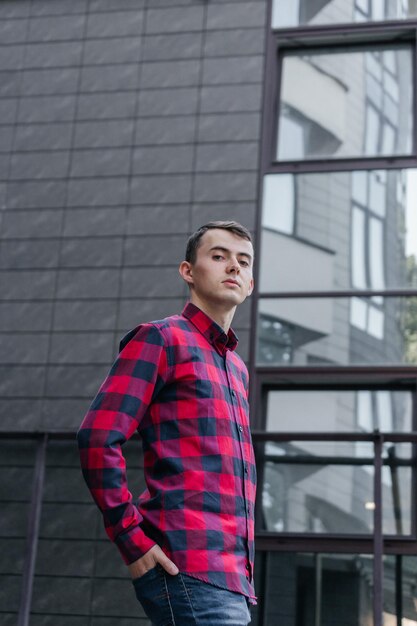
[
  {"x1": 251, "y1": 11, "x2": 417, "y2": 624},
  {"x1": 252, "y1": 375, "x2": 417, "y2": 523},
  {"x1": 260, "y1": 20, "x2": 417, "y2": 175},
  {"x1": 252, "y1": 10, "x2": 417, "y2": 373}
]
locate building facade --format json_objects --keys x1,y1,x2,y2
[{"x1": 1, "y1": 0, "x2": 417, "y2": 625}]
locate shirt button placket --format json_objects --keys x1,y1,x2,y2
[{"x1": 225, "y1": 356, "x2": 251, "y2": 569}]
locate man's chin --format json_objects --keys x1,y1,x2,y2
[{"x1": 216, "y1": 293, "x2": 246, "y2": 307}]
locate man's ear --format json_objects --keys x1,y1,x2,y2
[
  {"x1": 247, "y1": 278, "x2": 254, "y2": 296},
  {"x1": 179, "y1": 261, "x2": 194, "y2": 286}
]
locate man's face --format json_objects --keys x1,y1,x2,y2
[{"x1": 183, "y1": 228, "x2": 254, "y2": 310}]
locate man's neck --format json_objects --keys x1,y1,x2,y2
[{"x1": 189, "y1": 295, "x2": 236, "y2": 334}]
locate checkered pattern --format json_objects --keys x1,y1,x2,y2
[{"x1": 77, "y1": 302, "x2": 257, "y2": 604}]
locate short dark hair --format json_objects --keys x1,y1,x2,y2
[{"x1": 185, "y1": 220, "x2": 253, "y2": 264}]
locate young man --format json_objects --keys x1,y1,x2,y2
[{"x1": 77, "y1": 221, "x2": 257, "y2": 625}]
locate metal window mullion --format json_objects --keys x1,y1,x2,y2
[
  {"x1": 252, "y1": 430, "x2": 417, "y2": 443},
  {"x1": 259, "y1": 550, "x2": 270, "y2": 626},
  {"x1": 249, "y1": 0, "x2": 277, "y2": 390},
  {"x1": 271, "y1": 20, "x2": 417, "y2": 41},
  {"x1": 17, "y1": 433, "x2": 48, "y2": 626},
  {"x1": 258, "y1": 288, "x2": 417, "y2": 298},
  {"x1": 396, "y1": 554, "x2": 403, "y2": 626},
  {"x1": 373, "y1": 432, "x2": 384, "y2": 626},
  {"x1": 265, "y1": 155, "x2": 417, "y2": 174},
  {"x1": 314, "y1": 553, "x2": 322, "y2": 626},
  {"x1": 411, "y1": 383, "x2": 417, "y2": 538},
  {"x1": 413, "y1": 31, "x2": 417, "y2": 155}
]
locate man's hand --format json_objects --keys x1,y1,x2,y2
[{"x1": 128, "y1": 544, "x2": 179, "y2": 580}]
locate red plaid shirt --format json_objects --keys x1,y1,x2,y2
[{"x1": 77, "y1": 302, "x2": 257, "y2": 603}]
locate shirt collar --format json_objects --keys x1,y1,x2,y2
[{"x1": 182, "y1": 302, "x2": 238, "y2": 354}]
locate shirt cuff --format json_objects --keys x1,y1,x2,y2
[{"x1": 115, "y1": 525, "x2": 157, "y2": 565}]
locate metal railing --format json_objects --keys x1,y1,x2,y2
[{"x1": 2, "y1": 429, "x2": 417, "y2": 626}]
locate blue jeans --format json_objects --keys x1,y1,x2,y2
[{"x1": 132, "y1": 564, "x2": 252, "y2": 626}]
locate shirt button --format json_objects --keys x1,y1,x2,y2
[
  {"x1": 244, "y1": 465, "x2": 249, "y2": 474},
  {"x1": 239, "y1": 425, "x2": 243, "y2": 432}
]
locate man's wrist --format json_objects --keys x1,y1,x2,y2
[
  {"x1": 127, "y1": 546, "x2": 157, "y2": 578},
  {"x1": 116, "y1": 526, "x2": 156, "y2": 565}
]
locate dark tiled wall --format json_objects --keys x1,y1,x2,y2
[
  {"x1": 0, "y1": 0, "x2": 266, "y2": 434},
  {"x1": 0, "y1": 0, "x2": 266, "y2": 623},
  {"x1": 30, "y1": 439, "x2": 151, "y2": 624},
  {"x1": 0, "y1": 439, "x2": 37, "y2": 622}
]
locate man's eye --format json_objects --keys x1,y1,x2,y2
[
  {"x1": 239, "y1": 260, "x2": 249, "y2": 267},
  {"x1": 213, "y1": 255, "x2": 223, "y2": 260}
]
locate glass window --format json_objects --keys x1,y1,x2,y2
[
  {"x1": 262, "y1": 449, "x2": 374, "y2": 533},
  {"x1": 262, "y1": 173, "x2": 295, "y2": 234},
  {"x1": 369, "y1": 217, "x2": 385, "y2": 289},
  {"x1": 259, "y1": 170, "x2": 417, "y2": 292},
  {"x1": 385, "y1": 71, "x2": 399, "y2": 102},
  {"x1": 367, "y1": 51, "x2": 383, "y2": 80},
  {"x1": 377, "y1": 391, "x2": 393, "y2": 430},
  {"x1": 351, "y1": 296, "x2": 368, "y2": 330},
  {"x1": 352, "y1": 206, "x2": 367, "y2": 288},
  {"x1": 357, "y1": 390, "x2": 373, "y2": 430},
  {"x1": 352, "y1": 170, "x2": 367, "y2": 204},
  {"x1": 276, "y1": 111, "x2": 305, "y2": 161},
  {"x1": 372, "y1": 0, "x2": 385, "y2": 20},
  {"x1": 276, "y1": 47, "x2": 412, "y2": 161},
  {"x1": 367, "y1": 303, "x2": 384, "y2": 339},
  {"x1": 357, "y1": 0, "x2": 369, "y2": 13},
  {"x1": 259, "y1": 439, "x2": 412, "y2": 534},
  {"x1": 265, "y1": 389, "x2": 412, "y2": 433},
  {"x1": 272, "y1": 0, "x2": 417, "y2": 27},
  {"x1": 365, "y1": 104, "x2": 381, "y2": 155},
  {"x1": 257, "y1": 296, "x2": 417, "y2": 365},
  {"x1": 271, "y1": 0, "x2": 300, "y2": 29},
  {"x1": 382, "y1": 122, "x2": 396, "y2": 153},
  {"x1": 252, "y1": 553, "x2": 377, "y2": 626},
  {"x1": 384, "y1": 50, "x2": 396, "y2": 73},
  {"x1": 406, "y1": 170, "x2": 417, "y2": 259},
  {"x1": 383, "y1": 556, "x2": 417, "y2": 625},
  {"x1": 369, "y1": 169, "x2": 386, "y2": 217},
  {"x1": 384, "y1": 95, "x2": 398, "y2": 125},
  {"x1": 350, "y1": 295, "x2": 385, "y2": 339},
  {"x1": 367, "y1": 74, "x2": 383, "y2": 107},
  {"x1": 253, "y1": 552, "x2": 417, "y2": 626}
]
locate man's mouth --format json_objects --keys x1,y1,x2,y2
[{"x1": 223, "y1": 280, "x2": 240, "y2": 286}]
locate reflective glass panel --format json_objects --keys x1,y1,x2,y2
[
  {"x1": 272, "y1": 0, "x2": 417, "y2": 28},
  {"x1": 257, "y1": 297, "x2": 417, "y2": 365},
  {"x1": 259, "y1": 170, "x2": 417, "y2": 292},
  {"x1": 252, "y1": 553, "x2": 374, "y2": 626},
  {"x1": 384, "y1": 556, "x2": 417, "y2": 625},
  {"x1": 260, "y1": 440, "x2": 413, "y2": 534},
  {"x1": 253, "y1": 553, "x2": 417, "y2": 626},
  {"x1": 261, "y1": 441, "x2": 374, "y2": 533},
  {"x1": 277, "y1": 47, "x2": 413, "y2": 160},
  {"x1": 265, "y1": 390, "x2": 412, "y2": 432}
]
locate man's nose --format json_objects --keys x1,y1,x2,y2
[{"x1": 227, "y1": 258, "x2": 240, "y2": 273}]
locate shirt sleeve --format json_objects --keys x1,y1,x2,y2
[{"x1": 77, "y1": 323, "x2": 167, "y2": 564}]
